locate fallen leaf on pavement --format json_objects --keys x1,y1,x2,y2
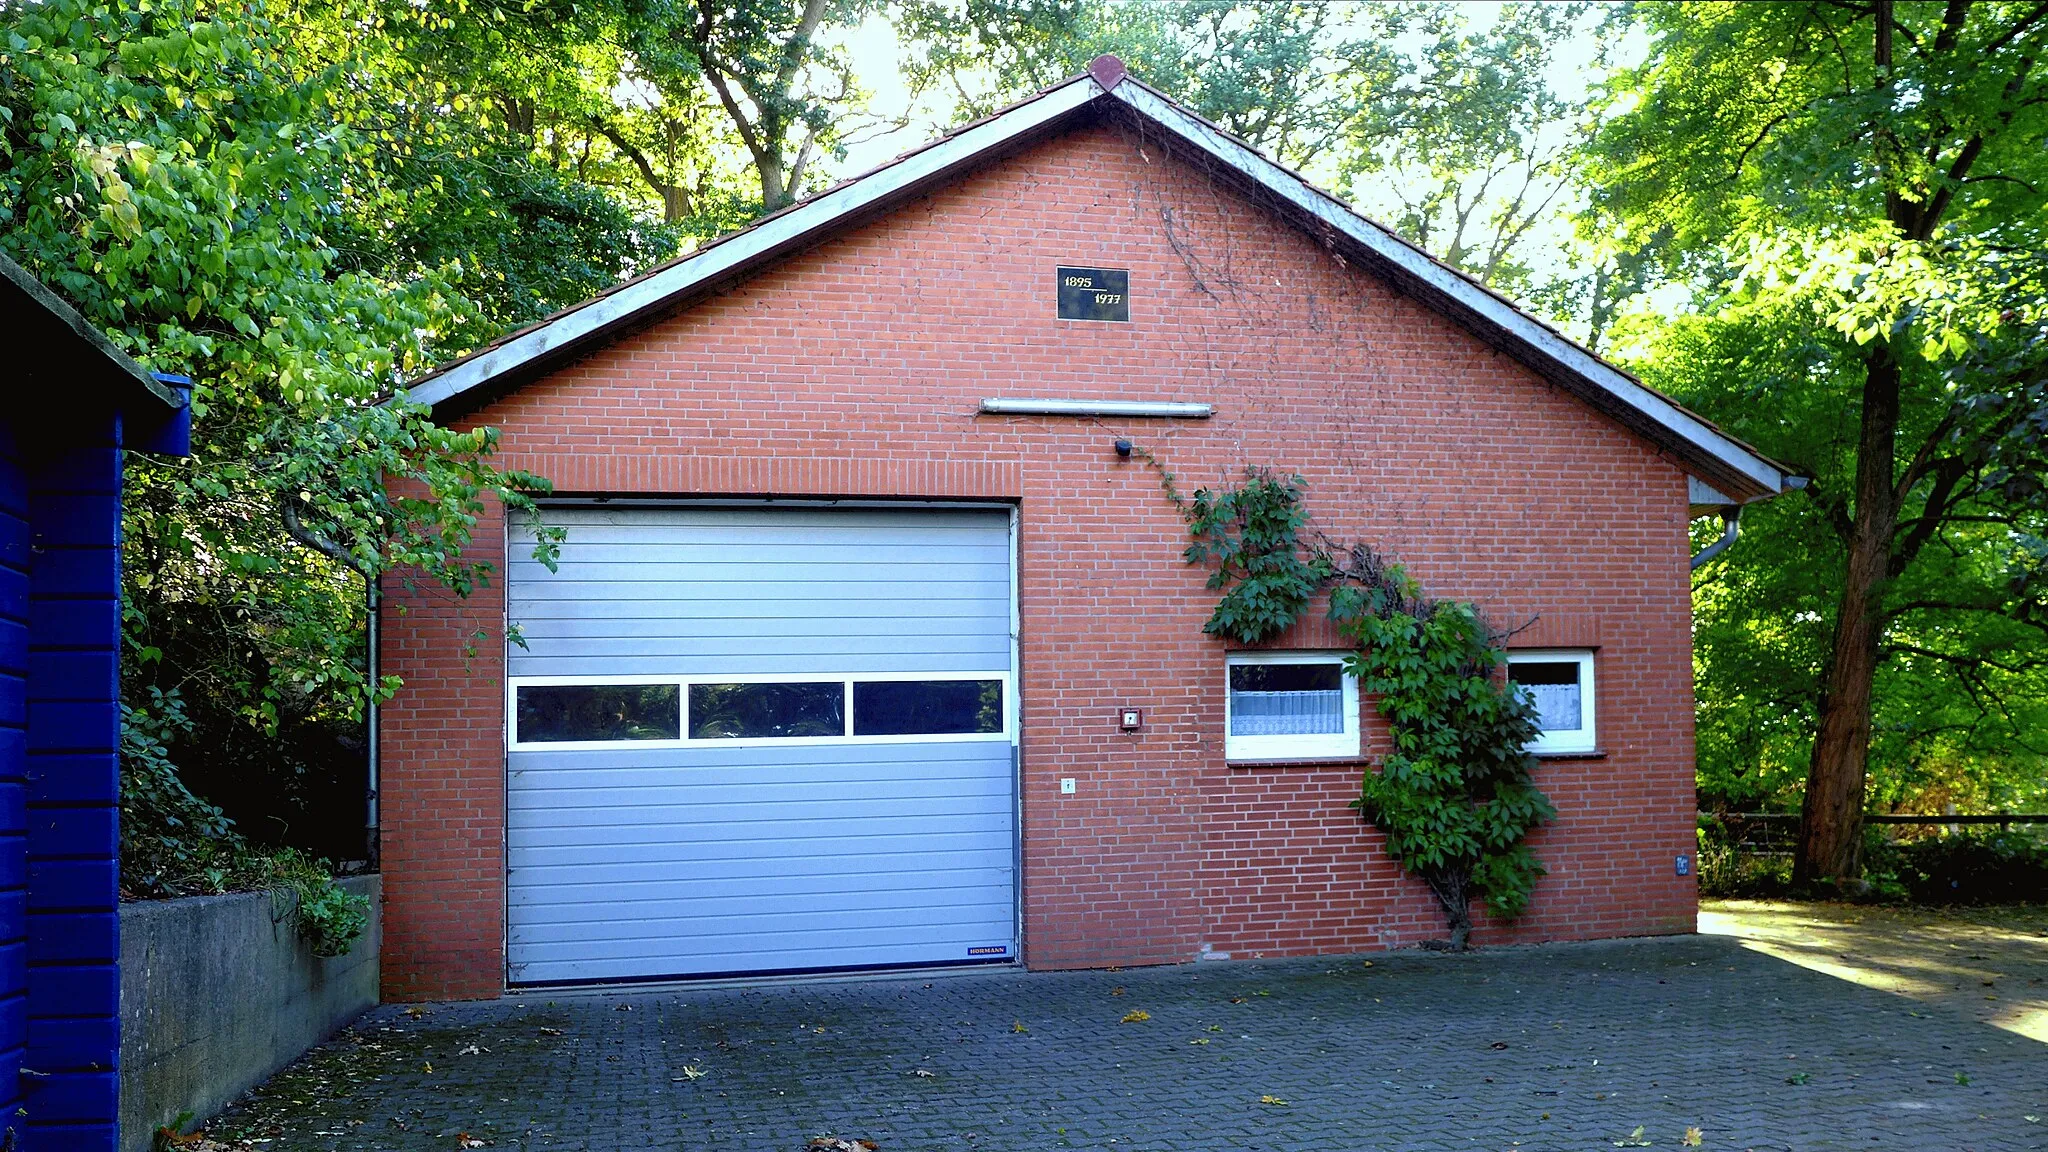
[
  {"x1": 807, "y1": 1137, "x2": 878, "y2": 1151},
  {"x1": 1258, "y1": 1095, "x2": 1289, "y2": 1107},
  {"x1": 1120, "y1": 1010, "x2": 1150, "y2": 1023},
  {"x1": 1612, "y1": 1126, "x2": 1651, "y2": 1147},
  {"x1": 1683, "y1": 1127, "x2": 1703, "y2": 1147},
  {"x1": 155, "y1": 1130, "x2": 231, "y2": 1151}
]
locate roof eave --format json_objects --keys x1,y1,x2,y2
[
  {"x1": 1101, "y1": 82, "x2": 1792, "y2": 503},
  {"x1": 406, "y1": 61, "x2": 1793, "y2": 504},
  {"x1": 412, "y1": 75, "x2": 1107, "y2": 419},
  {"x1": 1, "y1": 253, "x2": 184, "y2": 413}
]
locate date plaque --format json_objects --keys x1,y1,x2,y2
[{"x1": 1056, "y1": 266, "x2": 1129, "y2": 322}]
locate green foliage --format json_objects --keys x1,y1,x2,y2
[
  {"x1": 1329, "y1": 548, "x2": 1555, "y2": 944},
  {"x1": 1870, "y1": 830, "x2": 2048, "y2": 906},
  {"x1": 944, "y1": 2, "x2": 1609, "y2": 303},
  {"x1": 1338, "y1": 2, "x2": 1615, "y2": 302},
  {"x1": 273, "y1": 850, "x2": 372, "y2": 957},
  {"x1": 1176, "y1": 467, "x2": 1553, "y2": 947},
  {"x1": 1183, "y1": 470, "x2": 1330, "y2": 645},
  {"x1": 1699, "y1": 817, "x2": 2048, "y2": 906},
  {"x1": 119, "y1": 690, "x2": 241, "y2": 896},
  {"x1": 1592, "y1": 1, "x2": 2048, "y2": 838},
  {"x1": 1, "y1": 0, "x2": 611, "y2": 846},
  {"x1": 122, "y1": 698, "x2": 369, "y2": 954}
]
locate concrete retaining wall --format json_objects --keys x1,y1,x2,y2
[{"x1": 118, "y1": 875, "x2": 380, "y2": 1150}]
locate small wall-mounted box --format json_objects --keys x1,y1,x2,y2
[{"x1": 1119, "y1": 708, "x2": 1143, "y2": 732}]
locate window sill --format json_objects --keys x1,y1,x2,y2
[
  {"x1": 1532, "y1": 748, "x2": 1606, "y2": 761},
  {"x1": 1227, "y1": 756, "x2": 1372, "y2": 770}
]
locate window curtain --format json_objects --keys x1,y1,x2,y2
[
  {"x1": 1230, "y1": 689, "x2": 1343, "y2": 735},
  {"x1": 1520, "y1": 683, "x2": 1582, "y2": 731}
]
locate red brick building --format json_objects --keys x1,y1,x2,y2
[{"x1": 378, "y1": 58, "x2": 1793, "y2": 1000}]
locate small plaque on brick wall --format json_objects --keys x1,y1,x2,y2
[{"x1": 1057, "y1": 266, "x2": 1129, "y2": 322}]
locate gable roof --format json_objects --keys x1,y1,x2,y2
[
  {"x1": 406, "y1": 56, "x2": 1795, "y2": 505},
  {"x1": 1, "y1": 252, "x2": 186, "y2": 415}
]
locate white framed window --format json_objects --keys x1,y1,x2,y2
[
  {"x1": 1506, "y1": 649, "x2": 1597, "y2": 755},
  {"x1": 1224, "y1": 651, "x2": 1360, "y2": 762},
  {"x1": 505, "y1": 671, "x2": 1011, "y2": 751}
]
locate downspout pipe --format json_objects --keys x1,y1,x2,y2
[
  {"x1": 1690, "y1": 506, "x2": 1742, "y2": 570},
  {"x1": 366, "y1": 575, "x2": 379, "y2": 868}
]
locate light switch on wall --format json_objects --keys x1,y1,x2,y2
[{"x1": 1059, "y1": 777, "x2": 1076, "y2": 795}]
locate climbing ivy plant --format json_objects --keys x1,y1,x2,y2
[{"x1": 1171, "y1": 465, "x2": 1555, "y2": 949}]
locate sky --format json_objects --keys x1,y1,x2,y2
[
  {"x1": 829, "y1": 2, "x2": 1643, "y2": 177},
  {"x1": 808, "y1": 1, "x2": 1648, "y2": 311}
]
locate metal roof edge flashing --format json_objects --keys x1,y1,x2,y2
[
  {"x1": 1102, "y1": 80, "x2": 1791, "y2": 502},
  {"x1": 397, "y1": 61, "x2": 1793, "y2": 504},
  {"x1": 409, "y1": 75, "x2": 1107, "y2": 415}
]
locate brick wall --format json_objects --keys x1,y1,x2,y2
[{"x1": 380, "y1": 120, "x2": 1698, "y2": 999}]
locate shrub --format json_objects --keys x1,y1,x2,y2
[
  {"x1": 1695, "y1": 816, "x2": 1795, "y2": 898},
  {"x1": 1866, "y1": 828, "x2": 2048, "y2": 905},
  {"x1": 1698, "y1": 814, "x2": 2048, "y2": 904},
  {"x1": 121, "y1": 692, "x2": 370, "y2": 955},
  {"x1": 270, "y1": 849, "x2": 373, "y2": 957},
  {"x1": 120, "y1": 689, "x2": 243, "y2": 897}
]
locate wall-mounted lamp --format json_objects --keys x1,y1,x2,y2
[{"x1": 1113, "y1": 439, "x2": 1133, "y2": 458}]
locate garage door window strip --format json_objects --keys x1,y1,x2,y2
[{"x1": 508, "y1": 673, "x2": 1010, "y2": 749}]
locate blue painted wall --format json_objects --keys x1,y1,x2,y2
[
  {"x1": 0, "y1": 418, "x2": 31, "y2": 1148},
  {"x1": 0, "y1": 411, "x2": 126, "y2": 1151}
]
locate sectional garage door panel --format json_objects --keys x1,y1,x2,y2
[
  {"x1": 504, "y1": 506, "x2": 1018, "y2": 985},
  {"x1": 508, "y1": 508, "x2": 1012, "y2": 678}
]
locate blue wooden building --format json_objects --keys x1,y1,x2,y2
[{"x1": 0, "y1": 255, "x2": 189, "y2": 1150}]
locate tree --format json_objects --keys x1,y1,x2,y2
[
  {"x1": 614, "y1": 0, "x2": 870, "y2": 213},
  {"x1": 597, "y1": 0, "x2": 1096, "y2": 219},
  {"x1": 924, "y1": 1, "x2": 1385, "y2": 170},
  {"x1": 1338, "y1": 2, "x2": 1613, "y2": 304},
  {"x1": 0, "y1": 0, "x2": 591, "y2": 851},
  {"x1": 938, "y1": 2, "x2": 1607, "y2": 307},
  {"x1": 1591, "y1": 1, "x2": 2048, "y2": 883}
]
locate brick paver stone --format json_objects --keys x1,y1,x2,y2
[{"x1": 209, "y1": 934, "x2": 2048, "y2": 1151}]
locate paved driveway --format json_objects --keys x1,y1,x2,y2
[{"x1": 208, "y1": 929, "x2": 2047, "y2": 1151}]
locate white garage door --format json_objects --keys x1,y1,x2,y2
[{"x1": 503, "y1": 505, "x2": 1018, "y2": 985}]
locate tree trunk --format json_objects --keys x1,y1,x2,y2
[
  {"x1": 658, "y1": 184, "x2": 690, "y2": 223},
  {"x1": 1423, "y1": 866, "x2": 1473, "y2": 951},
  {"x1": 758, "y1": 155, "x2": 790, "y2": 213},
  {"x1": 1796, "y1": 345, "x2": 1902, "y2": 886}
]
